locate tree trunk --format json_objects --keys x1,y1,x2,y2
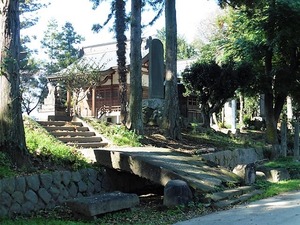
[
  {"x1": 163, "y1": 0, "x2": 181, "y2": 139},
  {"x1": 128, "y1": 0, "x2": 143, "y2": 134},
  {"x1": 115, "y1": 0, "x2": 127, "y2": 125},
  {"x1": 0, "y1": 0, "x2": 31, "y2": 167},
  {"x1": 264, "y1": 47, "x2": 280, "y2": 158}
]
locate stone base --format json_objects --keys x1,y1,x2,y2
[{"x1": 66, "y1": 192, "x2": 140, "y2": 219}]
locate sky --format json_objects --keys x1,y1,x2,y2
[{"x1": 22, "y1": 0, "x2": 221, "y2": 57}]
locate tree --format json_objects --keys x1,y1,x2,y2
[
  {"x1": 41, "y1": 20, "x2": 84, "y2": 74},
  {"x1": 156, "y1": 27, "x2": 198, "y2": 59},
  {"x1": 40, "y1": 19, "x2": 61, "y2": 74},
  {"x1": 129, "y1": 0, "x2": 144, "y2": 134},
  {"x1": 57, "y1": 57, "x2": 105, "y2": 116},
  {"x1": 90, "y1": 0, "x2": 128, "y2": 125},
  {"x1": 115, "y1": 0, "x2": 128, "y2": 125},
  {"x1": 57, "y1": 22, "x2": 85, "y2": 69},
  {"x1": 218, "y1": 0, "x2": 300, "y2": 157},
  {"x1": 182, "y1": 61, "x2": 252, "y2": 127},
  {"x1": 163, "y1": 0, "x2": 181, "y2": 139},
  {"x1": 19, "y1": 0, "x2": 49, "y2": 116},
  {"x1": 0, "y1": 0, "x2": 31, "y2": 167},
  {"x1": 90, "y1": 0, "x2": 163, "y2": 128}
]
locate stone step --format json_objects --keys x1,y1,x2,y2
[
  {"x1": 66, "y1": 192, "x2": 140, "y2": 219},
  {"x1": 58, "y1": 136, "x2": 102, "y2": 143},
  {"x1": 67, "y1": 142, "x2": 108, "y2": 148},
  {"x1": 44, "y1": 126, "x2": 90, "y2": 132},
  {"x1": 210, "y1": 186, "x2": 254, "y2": 202},
  {"x1": 51, "y1": 131, "x2": 96, "y2": 137},
  {"x1": 211, "y1": 189, "x2": 263, "y2": 209},
  {"x1": 38, "y1": 121, "x2": 83, "y2": 127}
]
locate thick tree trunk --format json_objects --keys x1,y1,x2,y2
[
  {"x1": 202, "y1": 112, "x2": 211, "y2": 128},
  {"x1": 115, "y1": 0, "x2": 127, "y2": 125},
  {"x1": 0, "y1": 0, "x2": 31, "y2": 167},
  {"x1": 264, "y1": 47, "x2": 280, "y2": 158},
  {"x1": 163, "y1": 0, "x2": 181, "y2": 139},
  {"x1": 128, "y1": 0, "x2": 143, "y2": 134}
]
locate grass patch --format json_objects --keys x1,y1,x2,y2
[
  {"x1": 0, "y1": 152, "x2": 16, "y2": 178},
  {"x1": 24, "y1": 117, "x2": 90, "y2": 171},
  {"x1": 84, "y1": 118, "x2": 142, "y2": 147},
  {"x1": 264, "y1": 156, "x2": 300, "y2": 170},
  {"x1": 252, "y1": 179, "x2": 300, "y2": 201},
  {"x1": 185, "y1": 128, "x2": 265, "y2": 150}
]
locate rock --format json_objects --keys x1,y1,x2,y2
[
  {"x1": 66, "y1": 192, "x2": 140, "y2": 219},
  {"x1": 26, "y1": 175, "x2": 40, "y2": 192},
  {"x1": 232, "y1": 163, "x2": 256, "y2": 185},
  {"x1": 269, "y1": 168, "x2": 290, "y2": 182},
  {"x1": 163, "y1": 180, "x2": 193, "y2": 207},
  {"x1": 245, "y1": 163, "x2": 256, "y2": 185},
  {"x1": 256, "y1": 166, "x2": 290, "y2": 182},
  {"x1": 40, "y1": 173, "x2": 53, "y2": 189}
]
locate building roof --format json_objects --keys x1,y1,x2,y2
[{"x1": 48, "y1": 39, "x2": 149, "y2": 81}]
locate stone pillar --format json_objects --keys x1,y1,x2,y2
[
  {"x1": 294, "y1": 120, "x2": 299, "y2": 159},
  {"x1": 287, "y1": 96, "x2": 293, "y2": 121},
  {"x1": 148, "y1": 38, "x2": 164, "y2": 99},
  {"x1": 231, "y1": 99, "x2": 236, "y2": 133}
]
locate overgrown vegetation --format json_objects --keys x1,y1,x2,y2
[
  {"x1": 84, "y1": 118, "x2": 143, "y2": 147},
  {"x1": 187, "y1": 125, "x2": 266, "y2": 150},
  {"x1": 24, "y1": 117, "x2": 90, "y2": 171}
]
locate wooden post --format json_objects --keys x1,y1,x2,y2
[
  {"x1": 280, "y1": 121, "x2": 287, "y2": 157},
  {"x1": 294, "y1": 120, "x2": 299, "y2": 159}
]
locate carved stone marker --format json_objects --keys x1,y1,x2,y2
[{"x1": 148, "y1": 38, "x2": 164, "y2": 99}]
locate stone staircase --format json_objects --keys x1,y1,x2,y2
[
  {"x1": 38, "y1": 121, "x2": 108, "y2": 148},
  {"x1": 207, "y1": 186, "x2": 263, "y2": 209}
]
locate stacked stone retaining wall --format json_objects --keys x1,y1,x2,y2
[{"x1": 0, "y1": 168, "x2": 112, "y2": 217}]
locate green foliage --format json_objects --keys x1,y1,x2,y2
[
  {"x1": 252, "y1": 179, "x2": 300, "y2": 201},
  {"x1": 84, "y1": 119, "x2": 142, "y2": 147},
  {"x1": 156, "y1": 27, "x2": 199, "y2": 59},
  {"x1": 182, "y1": 60, "x2": 252, "y2": 126},
  {"x1": 24, "y1": 117, "x2": 90, "y2": 170},
  {"x1": 0, "y1": 152, "x2": 16, "y2": 178},
  {"x1": 264, "y1": 157, "x2": 300, "y2": 170},
  {"x1": 41, "y1": 19, "x2": 85, "y2": 74}
]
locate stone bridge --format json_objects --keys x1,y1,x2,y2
[{"x1": 92, "y1": 147, "x2": 241, "y2": 194}]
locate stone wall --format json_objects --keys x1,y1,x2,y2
[
  {"x1": 201, "y1": 148, "x2": 265, "y2": 169},
  {"x1": 0, "y1": 168, "x2": 112, "y2": 217}
]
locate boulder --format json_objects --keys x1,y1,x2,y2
[{"x1": 163, "y1": 180, "x2": 193, "y2": 207}]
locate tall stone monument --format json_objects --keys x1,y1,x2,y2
[{"x1": 148, "y1": 38, "x2": 164, "y2": 99}]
